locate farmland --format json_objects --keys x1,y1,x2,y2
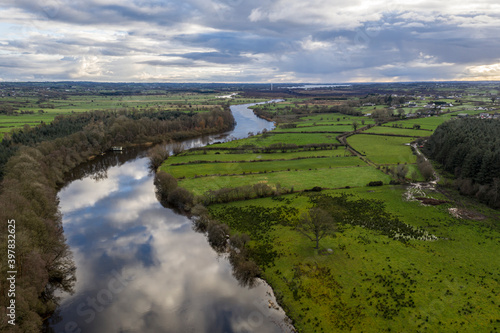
[
  {"x1": 0, "y1": 90, "x2": 268, "y2": 136},
  {"x1": 347, "y1": 135, "x2": 417, "y2": 165},
  {"x1": 3, "y1": 81, "x2": 500, "y2": 332},
  {"x1": 159, "y1": 83, "x2": 500, "y2": 333},
  {"x1": 209, "y1": 186, "x2": 500, "y2": 332}
]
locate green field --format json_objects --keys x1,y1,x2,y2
[
  {"x1": 348, "y1": 135, "x2": 417, "y2": 165},
  {"x1": 178, "y1": 166, "x2": 391, "y2": 196},
  {"x1": 217, "y1": 132, "x2": 341, "y2": 148},
  {"x1": 164, "y1": 149, "x2": 349, "y2": 164},
  {"x1": 210, "y1": 186, "x2": 500, "y2": 332},
  {"x1": 299, "y1": 114, "x2": 373, "y2": 126},
  {"x1": 389, "y1": 116, "x2": 453, "y2": 131},
  {"x1": 162, "y1": 156, "x2": 364, "y2": 178},
  {"x1": 365, "y1": 126, "x2": 433, "y2": 137},
  {"x1": 274, "y1": 124, "x2": 357, "y2": 133},
  {"x1": 388, "y1": 109, "x2": 493, "y2": 132},
  {"x1": 161, "y1": 112, "x2": 397, "y2": 196}
]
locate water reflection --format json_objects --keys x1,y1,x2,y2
[{"x1": 48, "y1": 102, "x2": 291, "y2": 333}]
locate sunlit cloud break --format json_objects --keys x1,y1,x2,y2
[{"x1": 0, "y1": 0, "x2": 499, "y2": 82}]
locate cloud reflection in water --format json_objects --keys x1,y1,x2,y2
[{"x1": 50, "y1": 153, "x2": 289, "y2": 333}]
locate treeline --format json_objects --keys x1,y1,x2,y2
[
  {"x1": 0, "y1": 147, "x2": 77, "y2": 332},
  {"x1": 426, "y1": 118, "x2": 500, "y2": 208},
  {"x1": 0, "y1": 108, "x2": 235, "y2": 331},
  {"x1": 198, "y1": 183, "x2": 289, "y2": 205},
  {"x1": 0, "y1": 108, "x2": 234, "y2": 179},
  {"x1": 193, "y1": 142, "x2": 343, "y2": 154}
]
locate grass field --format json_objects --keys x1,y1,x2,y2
[
  {"x1": 210, "y1": 186, "x2": 500, "y2": 332},
  {"x1": 297, "y1": 114, "x2": 374, "y2": 125},
  {"x1": 364, "y1": 126, "x2": 433, "y2": 137},
  {"x1": 164, "y1": 149, "x2": 349, "y2": 164},
  {"x1": 162, "y1": 156, "x2": 365, "y2": 178},
  {"x1": 348, "y1": 135, "x2": 417, "y2": 165},
  {"x1": 389, "y1": 116, "x2": 453, "y2": 131},
  {"x1": 274, "y1": 124, "x2": 357, "y2": 133},
  {"x1": 217, "y1": 132, "x2": 341, "y2": 148},
  {"x1": 178, "y1": 166, "x2": 391, "y2": 196},
  {"x1": 388, "y1": 109, "x2": 494, "y2": 132}
]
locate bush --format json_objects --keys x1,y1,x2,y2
[
  {"x1": 148, "y1": 144, "x2": 169, "y2": 170},
  {"x1": 167, "y1": 187, "x2": 194, "y2": 211},
  {"x1": 207, "y1": 221, "x2": 229, "y2": 252},
  {"x1": 279, "y1": 123, "x2": 297, "y2": 129},
  {"x1": 154, "y1": 171, "x2": 178, "y2": 203},
  {"x1": 229, "y1": 250, "x2": 260, "y2": 288},
  {"x1": 304, "y1": 186, "x2": 322, "y2": 192},
  {"x1": 191, "y1": 204, "x2": 210, "y2": 232},
  {"x1": 368, "y1": 181, "x2": 383, "y2": 186}
]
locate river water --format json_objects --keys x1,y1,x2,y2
[{"x1": 47, "y1": 101, "x2": 294, "y2": 333}]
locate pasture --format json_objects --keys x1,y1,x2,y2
[
  {"x1": 178, "y1": 166, "x2": 391, "y2": 196},
  {"x1": 210, "y1": 186, "x2": 500, "y2": 332},
  {"x1": 347, "y1": 135, "x2": 417, "y2": 165}
]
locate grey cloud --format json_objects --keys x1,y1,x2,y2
[
  {"x1": 163, "y1": 52, "x2": 250, "y2": 64},
  {"x1": 1, "y1": 0, "x2": 500, "y2": 81},
  {"x1": 136, "y1": 59, "x2": 203, "y2": 67}
]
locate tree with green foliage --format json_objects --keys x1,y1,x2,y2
[
  {"x1": 296, "y1": 207, "x2": 336, "y2": 249},
  {"x1": 352, "y1": 121, "x2": 359, "y2": 131}
]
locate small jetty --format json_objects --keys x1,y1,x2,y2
[{"x1": 111, "y1": 146, "x2": 123, "y2": 151}]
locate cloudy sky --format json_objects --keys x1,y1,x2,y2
[{"x1": 1, "y1": 0, "x2": 500, "y2": 82}]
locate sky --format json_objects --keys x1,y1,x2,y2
[{"x1": 1, "y1": 0, "x2": 500, "y2": 83}]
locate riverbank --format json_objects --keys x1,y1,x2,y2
[{"x1": 160, "y1": 107, "x2": 500, "y2": 332}]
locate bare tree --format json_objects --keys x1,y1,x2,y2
[
  {"x1": 296, "y1": 207, "x2": 336, "y2": 249},
  {"x1": 171, "y1": 142, "x2": 185, "y2": 155},
  {"x1": 148, "y1": 144, "x2": 169, "y2": 170}
]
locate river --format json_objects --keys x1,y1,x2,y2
[{"x1": 47, "y1": 101, "x2": 294, "y2": 333}]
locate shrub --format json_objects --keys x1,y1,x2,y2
[
  {"x1": 154, "y1": 171, "x2": 178, "y2": 203},
  {"x1": 167, "y1": 187, "x2": 194, "y2": 211},
  {"x1": 207, "y1": 221, "x2": 229, "y2": 252},
  {"x1": 229, "y1": 252, "x2": 260, "y2": 288},
  {"x1": 148, "y1": 144, "x2": 169, "y2": 170}
]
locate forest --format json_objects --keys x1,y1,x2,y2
[
  {"x1": 426, "y1": 118, "x2": 500, "y2": 208},
  {"x1": 0, "y1": 108, "x2": 233, "y2": 179}
]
